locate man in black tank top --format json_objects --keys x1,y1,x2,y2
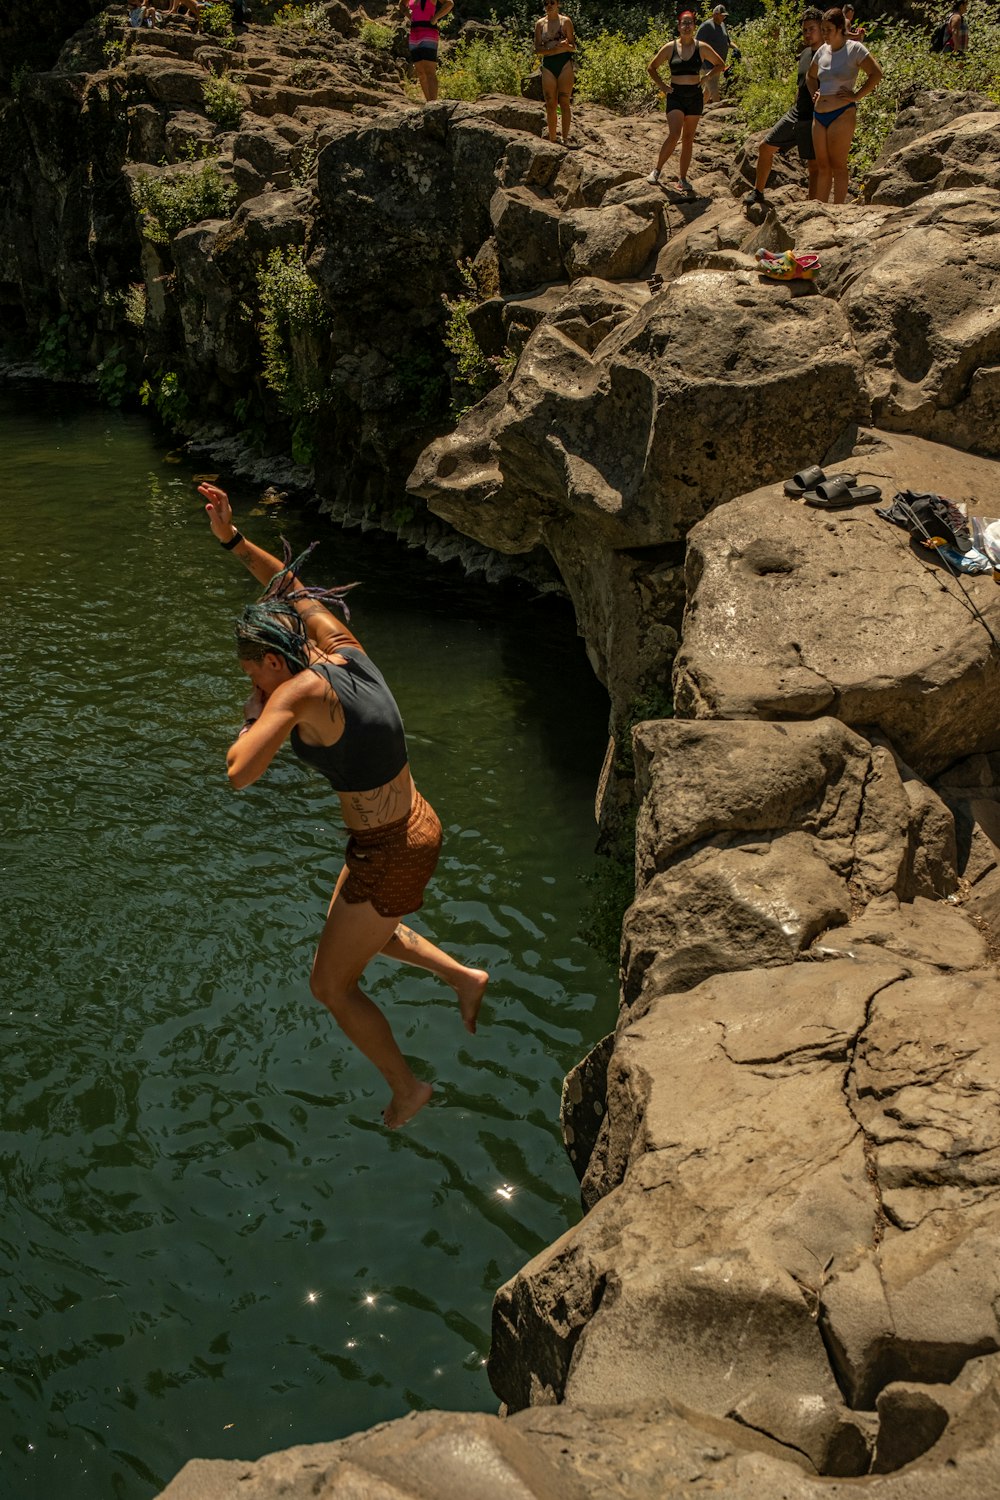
[{"x1": 744, "y1": 9, "x2": 824, "y2": 206}]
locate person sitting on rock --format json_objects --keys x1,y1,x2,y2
[
  {"x1": 534, "y1": 1, "x2": 577, "y2": 147},
  {"x1": 400, "y1": 0, "x2": 454, "y2": 102},
  {"x1": 646, "y1": 11, "x2": 726, "y2": 196},
  {"x1": 129, "y1": 2, "x2": 159, "y2": 25},
  {"x1": 806, "y1": 6, "x2": 882, "y2": 204},
  {"x1": 842, "y1": 4, "x2": 865, "y2": 39},
  {"x1": 744, "y1": 8, "x2": 824, "y2": 207},
  {"x1": 165, "y1": 0, "x2": 202, "y2": 31}
]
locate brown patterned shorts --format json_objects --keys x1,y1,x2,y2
[{"x1": 341, "y1": 791, "x2": 443, "y2": 918}]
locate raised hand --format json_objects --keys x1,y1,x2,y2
[{"x1": 198, "y1": 482, "x2": 235, "y2": 542}]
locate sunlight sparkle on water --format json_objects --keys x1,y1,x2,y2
[
  {"x1": 495, "y1": 1183, "x2": 516, "y2": 1201},
  {"x1": 304, "y1": 1291, "x2": 320, "y2": 1305}
]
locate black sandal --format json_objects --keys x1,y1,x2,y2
[
  {"x1": 803, "y1": 477, "x2": 882, "y2": 509},
  {"x1": 784, "y1": 465, "x2": 853, "y2": 498}
]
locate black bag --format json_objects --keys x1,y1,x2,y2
[
  {"x1": 930, "y1": 19, "x2": 949, "y2": 52},
  {"x1": 876, "y1": 490, "x2": 973, "y2": 553}
]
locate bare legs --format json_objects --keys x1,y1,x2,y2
[
  {"x1": 311, "y1": 868, "x2": 489, "y2": 1128},
  {"x1": 752, "y1": 143, "x2": 821, "y2": 199},
  {"x1": 654, "y1": 111, "x2": 700, "y2": 181},
  {"x1": 541, "y1": 65, "x2": 574, "y2": 144},
  {"x1": 812, "y1": 109, "x2": 856, "y2": 203},
  {"x1": 414, "y1": 59, "x2": 439, "y2": 102}
]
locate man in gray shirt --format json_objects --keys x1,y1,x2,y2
[{"x1": 697, "y1": 4, "x2": 730, "y2": 101}]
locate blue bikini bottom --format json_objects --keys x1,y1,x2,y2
[{"x1": 814, "y1": 102, "x2": 856, "y2": 127}]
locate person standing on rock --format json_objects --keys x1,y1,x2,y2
[
  {"x1": 534, "y1": 1, "x2": 577, "y2": 147},
  {"x1": 806, "y1": 7, "x2": 882, "y2": 204},
  {"x1": 400, "y1": 0, "x2": 454, "y2": 102},
  {"x1": 744, "y1": 8, "x2": 824, "y2": 207},
  {"x1": 696, "y1": 4, "x2": 731, "y2": 105},
  {"x1": 646, "y1": 11, "x2": 726, "y2": 195},
  {"x1": 198, "y1": 481, "x2": 488, "y2": 1130}
]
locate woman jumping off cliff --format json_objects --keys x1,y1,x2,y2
[{"x1": 199, "y1": 482, "x2": 488, "y2": 1129}]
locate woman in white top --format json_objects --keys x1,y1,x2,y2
[{"x1": 806, "y1": 6, "x2": 881, "y2": 203}]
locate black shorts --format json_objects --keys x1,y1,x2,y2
[
  {"x1": 667, "y1": 83, "x2": 704, "y2": 118},
  {"x1": 409, "y1": 41, "x2": 438, "y2": 62},
  {"x1": 763, "y1": 109, "x2": 814, "y2": 162}
]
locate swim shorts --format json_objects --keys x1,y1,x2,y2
[
  {"x1": 763, "y1": 108, "x2": 814, "y2": 162},
  {"x1": 341, "y1": 790, "x2": 442, "y2": 918},
  {"x1": 409, "y1": 41, "x2": 438, "y2": 62},
  {"x1": 667, "y1": 83, "x2": 704, "y2": 117}
]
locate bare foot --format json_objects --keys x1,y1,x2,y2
[
  {"x1": 454, "y1": 968, "x2": 489, "y2": 1035},
  {"x1": 383, "y1": 1080, "x2": 433, "y2": 1130}
]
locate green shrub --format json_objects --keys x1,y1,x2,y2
[
  {"x1": 360, "y1": 20, "x2": 397, "y2": 50},
  {"x1": 575, "y1": 22, "x2": 670, "y2": 110},
  {"x1": 727, "y1": 0, "x2": 803, "y2": 136},
  {"x1": 441, "y1": 260, "x2": 507, "y2": 418},
  {"x1": 257, "y1": 246, "x2": 330, "y2": 417},
  {"x1": 438, "y1": 31, "x2": 534, "y2": 100},
  {"x1": 122, "y1": 284, "x2": 147, "y2": 328},
  {"x1": 131, "y1": 162, "x2": 236, "y2": 242},
  {"x1": 34, "y1": 313, "x2": 79, "y2": 378},
  {"x1": 203, "y1": 71, "x2": 246, "y2": 129},
  {"x1": 96, "y1": 347, "x2": 129, "y2": 408},
  {"x1": 139, "y1": 368, "x2": 190, "y2": 429},
  {"x1": 200, "y1": 2, "x2": 236, "y2": 42},
  {"x1": 272, "y1": 2, "x2": 330, "y2": 31}
]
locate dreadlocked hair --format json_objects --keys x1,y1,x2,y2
[{"x1": 234, "y1": 537, "x2": 359, "y2": 672}]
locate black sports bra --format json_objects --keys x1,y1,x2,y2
[
  {"x1": 289, "y1": 647, "x2": 408, "y2": 794},
  {"x1": 669, "y1": 42, "x2": 702, "y2": 76}
]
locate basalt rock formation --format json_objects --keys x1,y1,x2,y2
[{"x1": 4, "y1": 10, "x2": 1000, "y2": 1496}]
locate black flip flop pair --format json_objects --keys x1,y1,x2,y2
[{"x1": 784, "y1": 466, "x2": 881, "y2": 509}]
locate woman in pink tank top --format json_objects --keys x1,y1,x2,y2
[{"x1": 399, "y1": 0, "x2": 454, "y2": 101}]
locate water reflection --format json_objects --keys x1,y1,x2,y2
[{"x1": 1, "y1": 387, "x2": 616, "y2": 1499}]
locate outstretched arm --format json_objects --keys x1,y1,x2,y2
[{"x1": 200, "y1": 482, "x2": 363, "y2": 655}]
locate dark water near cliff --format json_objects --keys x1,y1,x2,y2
[{"x1": 0, "y1": 388, "x2": 616, "y2": 1499}]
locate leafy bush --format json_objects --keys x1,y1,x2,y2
[
  {"x1": 96, "y1": 347, "x2": 129, "y2": 408},
  {"x1": 438, "y1": 30, "x2": 534, "y2": 100},
  {"x1": 34, "y1": 313, "x2": 79, "y2": 378},
  {"x1": 727, "y1": 0, "x2": 803, "y2": 136},
  {"x1": 272, "y1": 2, "x2": 331, "y2": 30},
  {"x1": 575, "y1": 22, "x2": 670, "y2": 110},
  {"x1": 122, "y1": 284, "x2": 147, "y2": 329},
  {"x1": 203, "y1": 71, "x2": 246, "y2": 129},
  {"x1": 360, "y1": 20, "x2": 397, "y2": 50},
  {"x1": 257, "y1": 246, "x2": 330, "y2": 417},
  {"x1": 200, "y1": 3, "x2": 236, "y2": 41},
  {"x1": 139, "y1": 369, "x2": 190, "y2": 429},
  {"x1": 131, "y1": 163, "x2": 236, "y2": 242}
]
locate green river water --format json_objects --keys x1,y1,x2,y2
[{"x1": 0, "y1": 387, "x2": 617, "y2": 1498}]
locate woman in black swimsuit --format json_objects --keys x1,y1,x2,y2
[
  {"x1": 534, "y1": 1, "x2": 577, "y2": 146},
  {"x1": 646, "y1": 11, "x2": 725, "y2": 195},
  {"x1": 199, "y1": 482, "x2": 489, "y2": 1131}
]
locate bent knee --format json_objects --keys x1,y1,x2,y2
[{"x1": 310, "y1": 971, "x2": 353, "y2": 1015}]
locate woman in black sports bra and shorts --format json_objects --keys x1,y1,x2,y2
[
  {"x1": 199, "y1": 482, "x2": 488, "y2": 1131},
  {"x1": 646, "y1": 10, "x2": 725, "y2": 195},
  {"x1": 534, "y1": 1, "x2": 577, "y2": 146}
]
